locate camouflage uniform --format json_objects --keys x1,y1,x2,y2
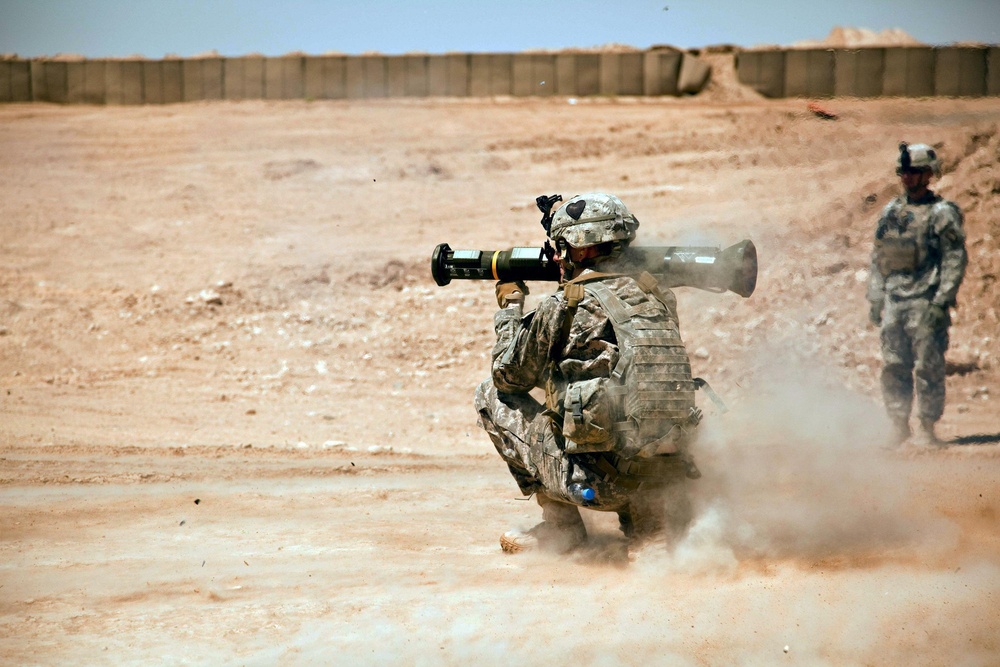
[
  {"x1": 867, "y1": 192, "x2": 967, "y2": 430},
  {"x1": 475, "y1": 272, "x2": 693, "y2": 544}
]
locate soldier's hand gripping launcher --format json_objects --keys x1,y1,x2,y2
[{"x1": 431, "y1": 239, "x2": 758, "y2": 297}]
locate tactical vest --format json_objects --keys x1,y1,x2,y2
[
  {"x1": 549, "y1": 272, "x2": 700, "y2": 460},
  {"x1": 874, "y1": 196, "x2": 942, "y2": 277}
]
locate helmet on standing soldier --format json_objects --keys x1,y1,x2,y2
[{"x1": 896, "y1": 142, "x2": 941, "y2": 178}]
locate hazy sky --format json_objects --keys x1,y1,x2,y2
[{"x1": 2, "y1": 0, "x2": 998, "y2": 59}]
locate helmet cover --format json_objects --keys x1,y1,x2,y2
[
  {"x1": 548, "y1": 193, "x2": 639, "y2": 248},
  {"x1": 897, "y1": 142, "x2": 941, "y2": 177}
]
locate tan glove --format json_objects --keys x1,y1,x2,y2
[{"x1": 495, "y1": 281, "x2": 529, "y2": 308}]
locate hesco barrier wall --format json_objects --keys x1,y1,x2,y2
[
  {"x1": 0, "y1": 50, "x2": 713, "y2": 104},
  {"x1": 737, "y1": 45, "x2": 1000, "y2": 98}
]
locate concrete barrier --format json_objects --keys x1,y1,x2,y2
[
  {"x1": 304, "y1": 56, "x2": 346, "y2": 99},
  {"x1": 66, "y1": 62, "x2": 87, "y2": 103},
  {"x1": 386, "y1": 56, "x2": 408, "y2": 97},
  {"x1": 551, "y1": 53, "x2": 598, "y2": 97},
  {"x1": 264, "y1": 56, "x2": 304, "y2": 100},
  {"x1": 181, "y1": 58, "x2": 223, "y2": 101},
  {"x1": 426, "y1": 56, "x2": 446, "y2": 96},
  {"x1": 163, "y1": 60, "x2": 183, "y2": 103},
  {"x1": 834, "y1": 49, "x2": 884, "y2": 97},
  {"x1": 344, "y1": 57, "x2": 365, "y2": 98},
  {"x1": 620, "y1": 52, "x2": 645, "y2": 95},
  {"x1": 9, "y1": 47, "x2": 1000, "y2": 104},
  {"x1": 5, "y1": 50, "x2": 713, "y2": 104},
  {"x1": 598, "y1": 53, "x2": 644, "y2": 95},
  {"x1": 0, "y1": 61, "x2": 9, "y2": 102},
  {"x1": 489, "y1": 54, "x2": 513, "y2": 96},
  {"x1": 785, "y1": 49, "x2": 835, "y2": 97},
  {"x1": 513, "y1": 53, "x2": 556, "y2": 96},
  {"x1": 554, "y1": 54, "x2": 575, "y2": 95},
  {"x1": 644, "y1": 50, "x2": 682, "y2": 96},
  {"x1": 990, "y1": 47, "x2": 1000, "y2": 96},
  {"x1": 223, "y1": 57, "x2": 265, "y2": 100},
  {"x1": 469, "y1": 53, "x2": 514, "y2": 97},
  {"x1": 140, "y1": 61, "x2": 161, "y2": 104},
  {"x1": 141, "y1": 60, "x2": 176, "y2": 104},
  {"x1": 84, "y1": 60, "x2": 106, "y2": 103},
  {"x1": 349, "y1": 56, "x2": 382, "y2": 98},
  {"x1": 883, "y1": 47, "x2": 935, "y2": 97},
  {"x1": 223, "y1": 58, "x2": 244, "y2": 99},
  {"x1": 678, "y1": 52, "x2": 711, "y2": 95},
  {"x1": 182, "y1": 60, "x2": 202, "y2": 101},
  {"x1": 935, "y1": 47, "x2": 987, "y2": 97},
  {"x1": 264, "y1": 57, "x2": 282, "y2": 99},
  {"x1": 578, "y1": 54, "x2": 602, "y2": 96},
  {"x1": 1, "y1": 60, "x2": 33, "y2": 102},
  {"x1": 384, "y1": 54, "x2": 428, "y2": 97},
  {"x1": 446, "y1": 54, "x2": 470, "y2": 96},
  {"x1": 735, "y1": 50, "x2": 786, "y2": 98},
  {"x1": 103, "y1": 60, "x2": 123, "y2": 104},
  {"x1": 735, "y1": 46, "x2": 998, "y2": 99},
  {"x1": 405, "y1": 55, "x2": 429, "y2": 97},
  {"x1": 468, "y1": 54, "x2": 490, "y2": 96},
  {"x1": 106, "y1": 61, "x2": 141, "y2": 104},
  {"x1": 363, "y1": 56, "x2": 388, "y2": 98},
  {"x1": 285, "y1": 56, "x2": 306, "y2": 99},
  {"x1": 32, "y1": 61, "x2": 68, "y2": 103}
]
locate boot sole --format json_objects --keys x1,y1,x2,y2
[{"x1": 500, "y1": 533, "x2": 532, "y2": 554}]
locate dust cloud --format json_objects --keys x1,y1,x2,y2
[{"x1": 684, "y1": 346, "x2": 958, "y2": 570}]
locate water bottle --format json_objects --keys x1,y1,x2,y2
[{"x1": 568, "y1": 483, "x2": 596, "y2": 505}]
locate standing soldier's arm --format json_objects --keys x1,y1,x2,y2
[
  {"x1": 931, "y1": 202, "x2": 968, "y2": 308},
  {"x1": 866, "y1": 205, "x2": 892, "y2": 318}
]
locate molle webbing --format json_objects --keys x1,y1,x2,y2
[{"x1": 584, "y1": 280, "x2": 696, "y2": 424}]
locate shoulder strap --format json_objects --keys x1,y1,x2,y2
[
  {"x1": 635, "y1": 271, "x2": 678, "y2": 318},
  {"x1": 544, "y1": 282, "x2": 586, "y2": 413}
]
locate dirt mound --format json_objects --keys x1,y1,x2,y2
[
  {"x1": 941, "y1": 125, "x2": 1000, "y2": 360},
  {"x1": 792, "y1": 26, "x2": 925, "y2": 49},
  {"x1": 693, "y1": 52, "x2": 765, "y2": 102}
]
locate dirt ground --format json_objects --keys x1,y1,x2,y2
[{"x1": 2, "y1": 57, "x2": 1000, "y2": 664}]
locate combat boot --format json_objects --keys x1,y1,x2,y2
[
  {"x1": 627, "y1": 531, "x2": 671, "y2": 564},
  {"x1": 500, "y1": 521, "x2": 586, "y2": 554},
  {"x1": 890, "y1": 419, "x2": 911, "y2": 446},
  {"x1": 913, "y1": 419, "x2": 943, "y2": 448},
  {"x1": 500, "y1": 493, "x2": 587, "y2": 554}
]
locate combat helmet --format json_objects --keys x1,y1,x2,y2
[
  {"x1": 897, "y1": 142, "x2": 941, "y2": 177},
  {"x1": 548, "y1": 193, "x2": 639, "y2": 249}
]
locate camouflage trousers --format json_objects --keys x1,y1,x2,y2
[
  {"x1": 879, "y1": 296, "x2": 950, "y2": 424},
  {"x1": 474, "y1": 379, "x2": 691, "y2": 541}
]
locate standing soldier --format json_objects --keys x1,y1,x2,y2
[{"x1": 867, "y1": 143, "x2": 968, "y2": 446}]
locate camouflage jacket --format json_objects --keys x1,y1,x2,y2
[
  {"x1": 866, "y1": 192, "x2": 968, "y2": 307},
  {"x1": 491, "y1": 271, "x2": 679, "y2": 393}
]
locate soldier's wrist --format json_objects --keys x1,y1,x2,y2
[{"x1": 494, "y1": 308, "x2": 520, "y2": 326}]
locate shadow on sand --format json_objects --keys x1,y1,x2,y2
[{"x1": 949, "y1": 432, "x2": 1000, "y2": 446}]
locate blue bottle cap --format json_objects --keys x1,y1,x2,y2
[{"x1": 580, "y1": 487, "x2": 596, "y2": 502}]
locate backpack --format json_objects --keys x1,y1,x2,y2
[{"x1": 548, "y1": 272, "x2": 701, "y2": 460}]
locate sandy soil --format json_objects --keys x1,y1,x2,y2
[{"x1": 2, "y1": 68, "x2": 1000, "y2": 664}]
